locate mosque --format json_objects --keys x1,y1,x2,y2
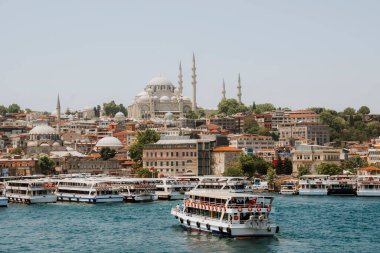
[{"x1": 128, "y1": 54, "x2": 198, "y2": 120}]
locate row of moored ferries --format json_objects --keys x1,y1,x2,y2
[{"x1": 280, "y1": 175, "x2": 380, "y2": 196}]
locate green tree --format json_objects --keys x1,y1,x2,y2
[
  {"x1": 357, "y1": 106, "x2": 370, "y2": 115},
  {"x1": 185, "y1": 110, "x2": 198, "y2": 119},
  {"x1": 297, "y1": 165, "x2": 310, "y2": 177},
  {"x1": 254, "y1": 103, "x2": 275, "y2": 114},
  {"x1": 275, "y1": 157, "x2": 284, "y2": 174},
  {"x1": 316, "y1": 163, "x2": 343, "y2": 175},
  {"x1": 99, "y1": 147, "x2": 116, "y2": 160},
  {"x1": 8, "y1": 103, "x2": 21, "y2": 113},
  {"x1": 217, "y1": 99, "x2": 248, "y2": 115},
  {"x1": 129, "y1": 129, "x2": 160, "y2": 162},
  {"x1": 0, "y1": 105, "x2": 7, "y2": 116},
  {"x1": 103, "y1": 101, "x2": 128, "y2": 117},
  {"x1": 238, "y1": 153, "x2": 255, "y2": 176},
  {"x1": 283, "y1": 157, "x2": 293, "y2": 175},
  {"x1": 38, "y1": 155, "x2": 56, "y2": 175},
  {"x1": 223, "y1": 161, "x2": 244, "y2": 176},
  {"x1": 135, "y1": 167, "x2": 158, "y2": 178},
  {"x1": 343, "y1": 107, "x2": 356, "y2": 116},
  {"x1": 252, "y1": 157, "x2": 271, "y2": 176},
  {"x1": 340, "y1": 156, "x2": 368, "y2": 173},
  {"x1": 243, "y1": 119, "x2": 260, "y2": 134},
  {"x1": 266, "y1": 167, "x2": 276, "y2": 182},
  {"x1": 24, "y1": 108, "x2": 32, "y2": 113}
]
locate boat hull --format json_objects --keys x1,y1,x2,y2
[
  {"x1": 57, "y1": 195, "x2": 124, "y2": 203},
  {"x1": 328, "y1": 189, "x2": 356, "y2": 196},
  {"x1": 356, "y1": 190, "x2": 380, "y2": 197},
  {"x1": 0, "y1": 197, "x2": 8, "y2": 207},
  {"x1": 299, "y1": 190, "x2": 328, "y2": 196},
  {"x1": 7, "y1": 194, "x2": 57, "y2": 204},
  {"x1": 171, "y1": 209, "x2": 277, "y2": 238}
]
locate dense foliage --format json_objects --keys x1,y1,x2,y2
[
  {"x1": 37, "y1": 155, "x2": 56, "y2": 175},
  {"x1": 316, "y1": 163, "x2": 343, "y2": 175},
  {"x1": 129, "y1": 129, "x2": 160, "y2": 163},
  {"x1": 135, "y1": 167, "x2": 159, "y2": 178},
  {"x1": 101, "y1": 100, "x2": 128, "y2": 117},
  {"x1": 0, "y1": 103, "x2": 23, "y2": 115},
  {"x1": 99, "y1": 147, "x2": 116, "y2": 160}
]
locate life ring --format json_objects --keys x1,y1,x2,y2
[
  {"x1": 267, "y1": 205, "x2": 271, "y2": 212},
  {"x1": 248, "y1": 206, "x2": 253, "y2": 212},
  {"x1": 206, "y1": 224, "x2": 211, "y2": 230},
  {"x1": 234, "y1": 215, "x2": 239, "y2": 221},
  {"x1": 224, "y1": 207, "x2": 227, "y2": 212},
  {"x1": 257, "y1": 205, "x2": 262, "y2": 212},
  {"x1": 237, "y1": 207, "x2": 242, "y2": 212}
]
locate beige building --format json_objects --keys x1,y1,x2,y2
[
  {"x1": 278, "y1": 123, "x2": 330, "y2": 146},
  {"x1": 143, "y1": 139, "x2": 199, "y2": 176},
  {"x1": 368, "y1": 148, "x2": 380, "y2": 165},
  {"x1": 291, "y1": 145, "x2": 341, "y2": 175},
  {"x1": 229, "y1": 134, "x2": 274, "y2": 153},
  {"x1": 211, "y1": 146, "x2": 242, "y2": 176}
]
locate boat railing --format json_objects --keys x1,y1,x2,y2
[{"x1": 186, "y1": 200, "x2": 270, "y2": 209}]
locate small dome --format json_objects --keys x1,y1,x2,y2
[
  {"x1": 40, "y1": 143, "x2": 50, "y2": 147},
  {"x1": 137, "y1": 91, "x2": 147, "y2": 97},
  {"x1": 138, "y1": 95, "x2": 150, "y2": 103},
  {"x1": 96, "y1": 136, "x2": 123, "y2": 149},
  {"x1": 164, "y1": 112, "x2": 174, "y2": 121},
  {"x1": 30, "y1": 125, "x2": 56, "y2": 135},
  {"x1": 153, "y1": 96, "x2": 159, "y2": 101},
  {"x1": 52, "y1": 142, "x2": 61, "y2": 147},
  {"x1": 51, "y1": 109, "x2": 58, "y2": 117},
  {"x1": 148, "y1": 77, "x2": 173, "y2": 87},
  {"x1": 114, "y1": 112, "x2": 126, "y2": 122},
  {"x1": 171, "y1": 96, "x2": 177, "y2": 101},
  {"x1": 160, "y1": 96, "x2": 170, "y2": 102},
  {"x1": 182, "y1": 96, "x2": 191, "y2": 101}
]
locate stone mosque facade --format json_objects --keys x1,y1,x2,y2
[{"x1": 128, "y1": 55, "x2": 198, "y2": 120}]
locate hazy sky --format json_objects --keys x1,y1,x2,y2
[{"x1": 0, "y1": 0, "x2": 379, "y2": 113}]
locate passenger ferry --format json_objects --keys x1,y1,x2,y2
[
  {"x1": 327, "y1": 175, "x2": 357, "y2": 196},
  {"x1": 0, "y1": 184, "x2": 7, "y2": 207},
  {"x1": 110, "y1": 178, "x2": 157, "y2": 202},
  {"x1": 193, "y1": 177, "x2": 251, "y2": 193},
  {"x1": 155, "y1": 178, "x2": 194, "y2": 200},
  {"x1": 55, "y1": 178, "x2": 124, "y2": 203},
  {"x1": 356, "y1": 175, "x2": 380, "y2": 197},
  {"x1": 5, "y1": 179, "x2": 57, "y2": 204},
  {"x1": 279, "y1": 181, "x2": 298, "y2": 195},
  {"x1": 171, "y1": 191, "x2": 279, "y2": 238},
  {"x1": 298, "y1": 175, "x2": 329, "y2": 196},
  {"x1": 251, "y1": 178, "x2": 269, "y2": 192}
]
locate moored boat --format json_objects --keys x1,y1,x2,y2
[
  {"x1": 55, "y1": 178, "x2": 124, "y2": 203},
  {"x1": 298, "y1": 175, "x2": 329, "y2": 196},
  {"x1": 192, "y1": 177, "x2": 251, "y2": 193},
  {"x1": 279, "y1": 181, "x2": 298, "y2": 195},
  {"x1": 171, "y1": 191, "x2": 279, "y2": 238},
  {"x1": 5, "y1": 179, "x2": 57, "y2": 204},
  {"x1": 356, "y1": 175, "x2": 380, "y2": 197},
  {"x1": 327, "y1": 175, "x2": 357, "y2": 196},
  {"x1": 155, "y1": 178, "x2": 194, "y2": 200},
  {"x1": 110, "y1": 178, "x2": 157, "y2": 202},
  {"x1": 0, "y1": 184, "x2": 7, "y2": 207}
]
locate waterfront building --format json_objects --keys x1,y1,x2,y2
[
  {"x1": 228, "y1": 134, "x2": 274, "y2": 154},
  {"x1": 211, "y1": 146, "x2": 242, "y2": 176},
  {"x1": 368, "y1": 148, "x2": 380, "y2": 165},
  {"x1": 291, "y1": 144, "x2": 341, "y2": 175},
  {"x1": 278, "y1": 123, "x2": 330, "y2": 146},
  {"x1": 0, "y1": 158, "x2": 37, "y2": 176}
]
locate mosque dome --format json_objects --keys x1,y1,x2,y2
[
  {"x1": 160, "y1": 96, "x2": 170, "y2": 102},
  {"x1": 171, "y1": 96, "x2": 177, "y2": 101},
  {"x1": 153, "y1": 96, "x2": 159, "y2": 101},
  {"x1": 138, "y1": 95, "x2": 150, "y2": 103},
  {"x1": 40, "y1": 143, "x2": 50, "y2": 147},
  {"x1": 52, "y1": 142, "x2": 61, "y2": 147},
  {"x1": 114, "y1": 112, "x2": 126, "y2": 122},
  {"x1": 30, "y1": 125, "x2": 56, "y2": 135},
  {"x1": 147, "y1": 77, "x2": 173, "y2": 87},
  {"x1": 164, "y1": 112, "x2": 174, "y2": 121},
  {"x1": 137, "y1": 91, "x2": 148, "y2": 97},
  {"x1": 182, "y1": 96, "x2": 191, "y2": 101},
  {"x1": 95, "y1": 136, "x2": 123, "y2": 150}
]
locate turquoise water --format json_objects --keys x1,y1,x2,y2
[{"x1": 0, "y1": 195, "x2": 379, "y2": 253}]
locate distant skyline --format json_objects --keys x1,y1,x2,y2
[{"x1": 1, "y1": 0, "x2": 379, "y2": 113}]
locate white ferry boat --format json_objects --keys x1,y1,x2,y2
[
  {"x1": 251, "y1": 178, "x2": 269, "y2": 192},
  {"x1": 5, "y1": 179, "x2": 57, "y2": 204},
  {"x1": 0, "y1": 184, "x2": 7, "y2": 207},
  {"x1": 327, "y1": 175, "x2": 357, "y2": 196},
  {"x1": 279, "y1": 181, "x2": 298, "y2": 195},
  {"x1": 110, "y1": 178, "x2": 157, "y2": 202},
  {"x1": 55, "y1": 178, "x2": 124, "y2": 203},
  {"x1": 298, "y1": 175, "x2": 329, "y2": 196},
  {"x1": 356, "y1": 175, "x2": 380, "y2": 197},
  {"x1": 155, "y1": 178, "x2": 194, "y2": 200},
  {"x1": 171, "y1": 191, "x2": 279, "y2": 238},
  {"x1": 193, "y1": 177, "x2": 251, "y2": 193}
]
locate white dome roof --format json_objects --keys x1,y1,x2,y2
[
  {"x1": 171, "y1": 96, "x2": 177, "y2": 101},
  {"x1": 153, "y1": 96, "x2": 159, "y2": 101},
  {"x1": 148, "y1": 77, "x2": 173, "y2": 86},
  {"x1": 30, "y1": 125, "x2": 56, "y2": 135},
  {"x1": 164, "y1": 112, "x2": 174, "y2": 121},
  {"x1": 52, "y1": 142, "x2": 61, "y2": 147},
  {"x1": 160, "y1": 96, "x2": 170, "y2": 102},
  {"x1": 138, "y1": 95, "x2": 150, "y2": 103},
  {"x1": 95, "y1": 136, "x2": 123, "y2": 149},
  {"x1": 114, "y1": 112, "x2": 126, "y2": 122},
  {"x1": 137, "y1": 91, "x2": 148, "y2": 97},
  {"x1": 183, "y1": 96, "x2": 191, "y2": 101}
]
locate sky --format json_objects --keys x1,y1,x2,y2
[{"x1": 0, "y1": 0, "x2": 379, "y2": 113}]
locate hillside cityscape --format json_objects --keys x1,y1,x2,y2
[{"x1": 1, "y1": 58, "x2": 379, "y2": 179}]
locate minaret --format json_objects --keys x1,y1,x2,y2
[
  {"x1": 222, "y1": 79, "x2": 226, "y2": 100},
  {"x1": 178, "y1": 61, "x2": 183, "y2": 95},
  {"x1": 237, "y1": 73, "x2": 242, "y2": 104},
  {"x1": 56, "y1": 94, "x2": 61, "y2": 135},
  {"x1": 191, "y1": 53, "x2": 197, "y2": 111}
]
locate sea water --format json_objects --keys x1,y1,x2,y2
[{"x1": 0, "y1": 195, "x2": 379, "y2": 253}]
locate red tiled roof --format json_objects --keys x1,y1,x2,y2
[{"x1": 213, "y1": 146, "x2": 242, "y2": 152}]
